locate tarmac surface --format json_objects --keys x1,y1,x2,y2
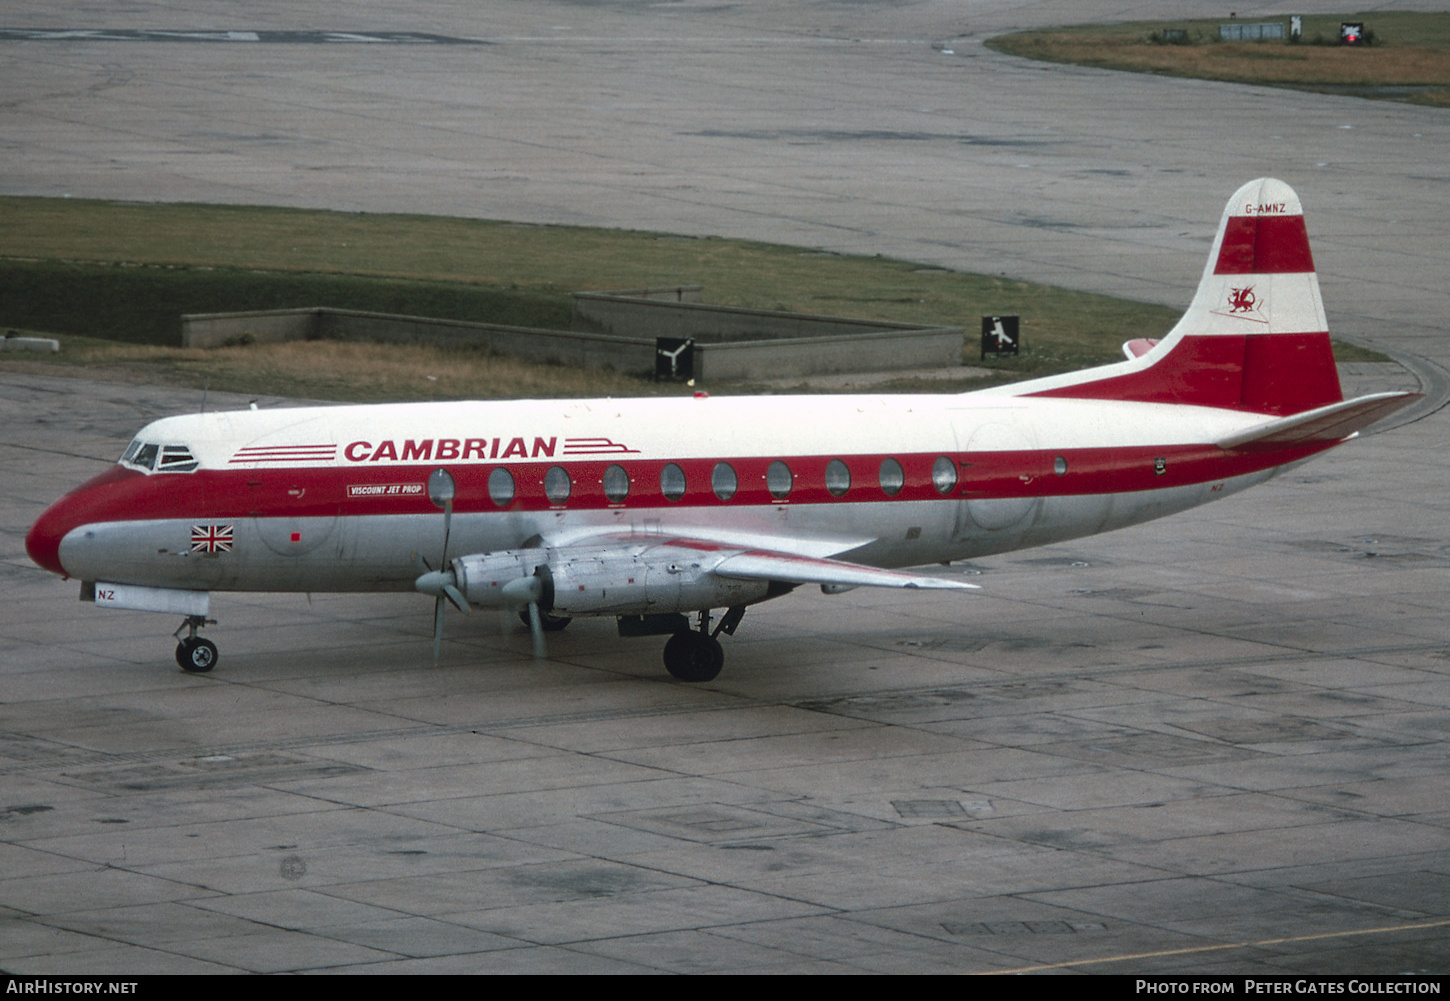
[{"x1": 2, "y1": 0, "x2": 1449, "y2": 975}]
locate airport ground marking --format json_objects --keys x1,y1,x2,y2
[{"x1": 976, "y1": 916, "x2": 1450, "y2": 975}]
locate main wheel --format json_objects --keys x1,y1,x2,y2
[
  {"x1": 176, "y1": 637, "x2": 218, "y2": 673},
  {"x1": 662, "y1": 631, "x2": 724, "y2": 682},
  {"x1": 519, "y1": 609, "x2": 571, "y2": 632}
]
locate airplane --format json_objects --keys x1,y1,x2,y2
[{"x1": 24, "y1": 178, "x2": 1419, "y2": 682}]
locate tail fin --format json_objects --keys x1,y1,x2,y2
[{"x1": 1000, "y1": 178, "x2": 1343, "y2": 416}]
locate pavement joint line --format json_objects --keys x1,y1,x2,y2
[
  {"x1": 0, "y1": 700, "x2": 752, "y2": 775},
  {"x1": 4, "y1": 634, "x2": 1443, "y2": 778},
  {"x1": 975, "y1": 916, "x2": 1450, "y2": 975},
  {"x1": 1331, "y1": 336, "x2": 1450, "y2": 434}
]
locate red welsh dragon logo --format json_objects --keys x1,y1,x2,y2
[{"x1": 1227, "y1": 285, "x2": 1257, "y2": 313}]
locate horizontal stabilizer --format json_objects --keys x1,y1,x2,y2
[
  {"x1": 1215, "y1": 392, "x2": 1420, "y2": 451},
  {"x1": 1122, "y1": 338, "x2": 1159, "y2": 360},
  {"x1": 714, "y1": 551, "x2": 979, "y2": 591}
]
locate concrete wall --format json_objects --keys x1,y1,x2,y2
[
  {"x1": 693, "y1": 327, "x2": 961, "y2": 381},
  {"x1": 314, "y1": 309, "x2": 656, "y2": 372},
  {"x1": 181, "y1": 308, "x2": 318, "y2": 348},
  {"x1": 181, "y1": 302, "x2": 964, "y2": 381},
  {"x1": 572, "y1": 292, "x2": 945, "y2": 344},
  {"x1": 183, "y1": 308, "x2": 657, "y2": 372},
  {"x1": 587, "y1": 285, "x2": 703, "y2": 303}
]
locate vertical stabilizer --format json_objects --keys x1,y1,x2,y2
[{"x1": 1001, "y1": 178, "x2": 1343, "y2": 416}]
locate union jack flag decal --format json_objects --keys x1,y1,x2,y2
[{"x1": 190, "y1": 524, "x2": 234, "y2": 553}]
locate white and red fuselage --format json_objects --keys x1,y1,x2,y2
[
  {"x1": 24, "y1": 179, "x2": 1418, "y2": 675},
  {"x1": 26, "y1": 393, "x2": 1340, "y2": 594}
]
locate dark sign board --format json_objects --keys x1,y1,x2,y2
[
  {"x1": 981, "y1": 315, "x2": 1020, "y2": 359},
  {"x1": 655, "y1": 337, "x2": 695, "y2": 380}
]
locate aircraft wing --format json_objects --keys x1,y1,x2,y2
[
  {"x1": 538, "y1": 530, "x2": 980, "y2": 592},
  {"x1": 712, "y1": 550, "x2": 979, "y2": 591},
  {"x1": 1215, "y1": 392, "x2": 1420, "y2": 452}
]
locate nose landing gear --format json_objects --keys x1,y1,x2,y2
[{"x1": 173, "y1": 614, "x2": 218, "y2": 673}]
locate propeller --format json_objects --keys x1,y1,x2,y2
[
  {"x1": 500, "y1": 572, "x2": 548, "y2": 660},
  {"x1": 413, "y1": 468, "x2": 468, "y2": 665}
]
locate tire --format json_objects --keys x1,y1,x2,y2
[
  {"x1": 177, "y1": 637, "x2": 218, "y2": 673},
  {"x1": 662, "y1": 631, "x2": 724, "y2": 682}
]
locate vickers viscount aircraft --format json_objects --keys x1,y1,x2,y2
[{"x1": 26, "y1": 179, "x2": 1417, "y2": 681}]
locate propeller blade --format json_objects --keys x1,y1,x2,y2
[
  {"x1": 441, "y1": 498, "x2": 453, "y2": 565},
  {"x1": 422, "y1": 469, "x2": 461, "y2": 666},
  {"x1": 442, "y1": 581, "x2": 469, "y2": 614},
  {"x1": 498, "y1": 575, "x2": 547, "y2": 660},
  {"x1": 432, "y1": 595, "x2": 445, "y2": 665},
  {"x1": 527, "y1": 601, "x2": 546, "y2": 660}
]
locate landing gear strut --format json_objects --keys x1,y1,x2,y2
[
  {"x1": 662, "y1": 607, "x2": 745, "y2": 682},
  {"x1": 173, "y1": 614, "x2": 218, "y2": 673}
]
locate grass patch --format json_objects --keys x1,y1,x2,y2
[
  {"x1": 0, "y1": 260, "x2": 570, "y2": 346},
  {"x1": 0, "y1": 196, "x2": 1182, "y2": 383},
  {"x1": 0, "y1": 331, "x2": 696, "y2": 403},
  {"x1": 0, "y1": 198, "x2": 1388, "y2": 401},
  {"x1": 987, "y1": 12, "x2": 1450, "y2": 106},
  {"x1": 0, "y1": 326, "x2": 1390, "y2": 403}
]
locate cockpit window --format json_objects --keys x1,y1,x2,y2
[
  {"x1": 130, "y1": 443, "x2": 159, "y2": 471},
  {"x1": 120, "y1": 441, "x2": 198, "y2": 473},
  {"x1": 157, "y1": 445, "x2": 199, "y2": 472}
]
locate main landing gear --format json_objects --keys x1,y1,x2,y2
[
  {"x1": 173, "y1": 614, "x2": 218, "y2": 673},
  {"x1": 662, "y1": 607, "x2": 746, "y2": 683}
]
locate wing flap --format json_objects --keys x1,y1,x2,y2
[{"x1": 1216, "y1": 392, "x2": 1420, "y2": 452}]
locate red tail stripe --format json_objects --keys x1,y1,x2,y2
[
  {"x1": 1026, "y1": 332, "x2": 1338, "y2": 415},
  {"x1": 1214, "y1": 215, "x2": 1315, "y2": 275}
]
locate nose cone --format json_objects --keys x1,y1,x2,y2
[{"x1": 26, "y1": 465, "x2": 143, "y2": 576}]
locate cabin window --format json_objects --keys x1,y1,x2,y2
[
  {"x1": 932, "y1": 456, "x2": 957, "y2": 495},
  {"x1": 603, "y1": 464, "x2": 630, "y2": 503},
  {"x1": 712, "y1": 462, "x2": 737, "y2": 501},
  {"x1": 879, "y1": 457, "x2": 904, "y2": 497},
  {"x1": 544, "y1": 466, "x2": 572, "y2": 504},
  {"x1": 1054, "y1": 456, "x2": 1068, "y2": 476},
  {"x1": 661, "y1": 463, "x2": 687, "y2": 502},
  {"x1": 825, "y1": 459, "x2": 851, "y2": 498},
  {"x1": 767, "y1": 460, "x2": 793, "y2": 500},
  {"x1": 488, "y1": 467, "x2": 515, "y2": 507}
]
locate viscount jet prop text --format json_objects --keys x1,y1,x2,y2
[{"x1": 26, "y1": 179, "x2": 1417, "y2": 680}]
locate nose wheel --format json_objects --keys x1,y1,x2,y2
[
  {"x1": 173, "y1": 614, "x2": 218, "y2": 673},
  {"x1": 176, "y1": 637, "x2": 218, "y2": 673}
]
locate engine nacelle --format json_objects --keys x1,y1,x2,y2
[
  {"x1": 453, "y1": 550, "x2": 547, "y2": 607},
  {"x1": 546, "y1": 549, "x2": 772, "y2": 617},
  {"x1": 450, "y1": 546, "x2": 772, "y2": 617}
]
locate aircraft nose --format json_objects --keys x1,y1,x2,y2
[
  {"x1": 26, "y1": 465, "x2": 143, "y2": 577},
  {"x1": 26, "y1": 497, "x2": 77, "y2": 576}
]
